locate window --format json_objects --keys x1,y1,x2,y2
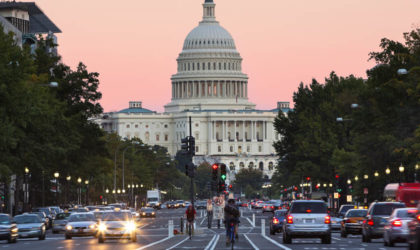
[
  {"x1": 238, "y1": 146, "x2": 242, "y2": 154},
  {"x1": 135, "y1": 124, "x2": 138, "y2": 128},
  {"x1": 214, "y1": 62, "x2": 216, "y2": 70},
  {"x1": 258, "y1": 146, "x2": 262, "y2": 152},
  {"x1": 269, "y1": 162, "x2": 274, "y2": 171},
  {"x1": 164, "y1": 134, "x2": 168, "y2": 141},
  {"x1": 164, "y1": 124, "x2": 168, "y2": 128},
  {"x1": 230, "y1": 146, "x2": 233, "y2": 152},
  {"x1": 208, "y1": 62, "x2": 211, "y2": 70},
  {"x1": 145, "y1": 132, "x2": 150, "y2": 141},
  {"x1": 259, "y1": 162, "x2": 264, "y2": 171},
  {"x1": 224, "y1": 63, "x2": 226, "y2": 70},
  {"x1": 195, "y1": 146, "x2": 199, "y2": 153},
  {"x1": 145, "y1": 125, "x2": 149, "y2": 128},
  {"x1": 240, "y1": 162, "x2": 244, "y2": 169},
  {"x1": 249, "y1": 162, "x2": 254, "y2": 168},
  {"x1": 229, "y1": 162, "x2": 235, "y2": 171},
  {"x1": 219, "y1": 63, "x2": 221, "y2": 70},
  {"x1": 195, "y1": 132, "x2": 199, "y2": 140},
  {"x1": 247, "y1": 146, "x2": 250, "y2": 152},
  {"x1": 126, "y1": 124, "x2": 130, "y2": 128},
  {"x1": 156, "y1": 134, "x2": 160, "y2": 141},
  {"x1": 197, "y1": 63, "x2": 200, "y2": 70},
  {"x1": 218, "y1": 146, "x2": 221, "y2": 152},
  {"x1": 195, "y1": 123, "x2": 199, "y2": 127}
]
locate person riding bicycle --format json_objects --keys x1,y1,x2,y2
[
  {"x1": 224, "y1": 199, "x2": 239, "y2": 244},
  {"x1": 185, "y1": 204, "x2": 196, "y2": 235}
]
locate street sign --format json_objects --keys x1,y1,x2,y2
[
  {"x1": 363, "y1": 188, "x2": 368, "y2": 195},
  {"x1": 213, "y1": 195, "x2": 225, "y2": 220},
  {"x1": 334, "y1": 192, "x2": 339, "y2": 199},
  {"x1": 346, "y1": 195, "x2": 352, "y2": 202}
]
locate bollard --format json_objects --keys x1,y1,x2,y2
[
  {"x1": 207, "y1": 211, "x2": 212, "y2": 229},
  {"x1": 217, "y1": 219, "x2": 220, "y2": 229},
  {"x1": 252, "y1": 213, "x2": 255, "y2": 227},
  {"x1": 240, "y1": 209, "x2": 243, "y2": 217},
  {"x1": 180, "y1": 217, "x2": 184, "y2": 234},
  {"x1": 261, "y1": 219, "x2": 265, "y2": 236},
  {"x1": 168, "y1": 220, "x2": 174, "y2": 237}
]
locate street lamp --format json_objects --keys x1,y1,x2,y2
[
  {"x1": 347, "y1": 179, "x2": 351, "y2": 185},
  {"x1": 399, "y1": 164, "x2": 405, "y2": 183},
  {"x1": 112, "y1": 189, "x2": 116, "y2": 194},
  {"x1": 106, "y1": 188, "x2": 109, "y2": 194},
  {"x1": 54, "y1": 172, "x2": 59, "y2": 205},
  {"x1": 374, "y1": 171, "x2": 379, "y2": 177},
  {"x1": 77, "y1": 177, "x2": 82, "y2": 205},
  {"x1": 84, "y1": 180, "x2": 89, "y2": 205},
  {"x1": 122, "y1": 141, "x2": 140, "y2": 192},
  {"x1": 385, "y1": 168, "x2": 391, "y2": 175},
  {"x1": 354, "y1": 176, "x2": 359, "y2": 181},
  {"x1": 415, "y1": 164, "x2": 419, "y2": 182},
  {"x1": 65, "y1": 176, "x2": 71, "y2": 205},
  {"x1": 364, "y1": 174, "x2": 369, "y2": 180},
  {"x1": 24, "y1": 167, "x2": 30, "y2": 212}
]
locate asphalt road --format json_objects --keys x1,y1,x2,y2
[{"x1": 0, "y1": 208, "x2": 409, "y2": 249}]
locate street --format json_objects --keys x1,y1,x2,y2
[{"x1": 0, "y1": 208, "x2": 408, "y2": 250}]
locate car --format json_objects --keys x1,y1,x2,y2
[
  {"x1": 340, "y1": 209, "x2": 367, "y2": 237},
  {"x1": 0, "y1": 214, "x2": 18, "y2": 243},
  {"x1": 175, "y1": 200, "x2": 185, "y2": 208},
  {"x1": 330, "y1": 217, "x2": 342, "y2": 231},
  {"x1": 129, "y1": 208, "x2": 139, "y2": 218},
  {"x1": 185, "y1": 201, "x2": 191, "y2": 207},
  {"x1": 283, "y1": 200, "x2": 331, "y2": 244},
  {"x1": 262, "y1": 202, "x2": 275, "y2": 213},
  {"x1": 49, "y1": 206, "x2": 63, "y2": 217},
  {"x1": 383, "y1": 208, "x2": 417, "y2": 247},
  {"x1": 270, "y1": 209, "x2": 287, "y2": 235},
  {"x1": 338, "y1": 204, "x2": 356, "y2": 218},
  {"x1": 64, "y1": 213, "x2": 97, "y2": 239},
  {"x1": 30, "y1": 212, "x2": 50, "y2": 229},
  {"x1": 254, "y1": 201, "x2": 264, "y2": 209},
  {"x1": 71, "y1": 207, "x2": 89, "y2": 213},
  {"x1": 195, "y1": 201, "x2": 207, "y2": 209},
  {"x1": 166, "y1": 201, "x2": 176, "y2": 209},
  {"x1": 97, "y1": 210, "x2": 137, "y2": 243},
  {"x1": 14, "y1": 214, "x2": 46, "y2": 240},
  {"x1": 140, "y1": 207, "x2": 156, "y2": 218},
  {"x1": 362, "y1": 201, "x2": 406, "y2": 243},
  {"x1": 407, "y1": 205, "x2": 420, "y2": 250},
  {"x1": 32, "y1": 207, "x2": 53, "y2": 227},
  {"x1": 52, "y1": 212, "x2": 71, "y2": 234}
]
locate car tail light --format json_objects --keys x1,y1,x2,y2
[
  {"x1": 263, "y1": 206, "x2": 267, "y2": 209},
  {"x1": 391, "y1": 219, "x2": 402, "y2": 227},
  {"x1": 417, "y1": 215, "x2": 420, "y2": 222},
  {"x1": 367, "y1": 219, "x2": 374, "y2": 226},
  {"x1": 345, "y1": 219, "x2": 351, "y2": 223},
  {"x1": 324, "y1": 215, "x2": 331, "y2": 224},
  {"x1": 306, "y1": 209, "x2": 312, "y2": 213},
  {"x1": 271, "y1": 206, "x2": 274, "y2": 209},
  {"x1": 273, "y1": 218, "x2": 279, "y2": 224},
  {"x1": 287, "y1": 215, "x2": 293, "y2": 224}
]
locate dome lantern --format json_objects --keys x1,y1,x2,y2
[{"x1": 202, "y1": 0, "x2": 216, "y2": 23}]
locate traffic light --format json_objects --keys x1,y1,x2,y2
[
  {"x1": 306, "y1": 177, "x2": 311, "y2": 181},
  {"x1": 188, "y1": 136, "x2": 195, "y2": 156},
  {"x1": 218, "y1": 182, "x2": 226, "y2": 193},
  {"x1": 211, "y1": 164, "x2": 218, "y2": 191},
  {"x1": 185, "y1": 162, "x2": 195, "y2": 177},
  {"x1": 99, "y1": 195, "x2": 103, "y2": 200},
  {"x1": 335, "y1": 174, "x2": 340, "y2": 179},
  {"x1": 220, "y1": 164, "x2": 227, "y2": 181},
  {"x1": 228, "y1": 184, "x2": 233, "y2": 190},
  {"x1": 181, "y1": 137, "x2": 189, "y2": 154}
]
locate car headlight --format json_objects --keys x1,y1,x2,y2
[
  {"x1": 125, "y1": 222, "x2": 136, "y2": 232},
  {"x1": 11, "y1": 228, "x2": 18, "y2": 233},
  {"x1": 142, "y1": 212, "x2": 146, "y2": 216},
  {"x1": 135, "y1": 212, "x2": 139, "y2": 217},
  {"x1": 98, "y1": 224, "x2": 107, "y2": 231},
  {"x1": 66, "y1": 225, "x2": 72, "y2": 231},
  {"x1": 89, "y1": 224, "x2": 96, "y2": 229},
  {"x1": 152, "y1": 212, "x2": 155, "y2": 215}
]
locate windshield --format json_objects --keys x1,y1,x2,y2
[
  {"x1": 15, "y1": 216, "x2": 41, "y2": 224},
  {"x1": 346, "y1": 210, "x2": 367, "y2": 217},
  {"x1": 69, "y1": 214, "x2": 96, "y2": 222},
  {"x1": 274, "y1": 210, "x2": 287, "y2": 217},
  {"x1": 396, "y1": 209, "x2": 417, "y2": 219},
  {"x1": 101, "y1": 212, "x2": 132, "y2": 221},
  {"x1": 55, "y1": 213, "x2": 71, "y2": 220},
  {"x1": 339, "y1": 205, "x2": 355, "y2": 215},
  {"x1": 141, "y1": 208, "x2": 154, "y2": 212},
  {"x1": 147, "y1": 198, "x2": 158, "y2": 202},
  {"x1": 291, "y1": 202, "x2": 327, "y2": 214},
  {"x1": 0, "y1": 215, "x2": 10, "y2": 224},
  {"x1": 372, "y1": 203, "x2": 405, "y2": 216},
  {"x1": 32, "y1": 212, "x2": 45, "y2": 218},
  {"x1": 36, "y1": 208, "x2": 50, "y2": 215}
]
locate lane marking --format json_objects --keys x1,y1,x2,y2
[
  {"x1": 136, "y1": 236, "x2": 173, "y2": 250},
  {"x1": 261, "y1": 234, "x2": 291, "y2": 250},
  {"x1": 204, "y1": 234, "x2": 217, "y2": 250},
  {"x1": 244, "y1": 234, "x2": 260, "y2": 250},
  {"x1": 245, "y1": 217, "x2": 255, "y2": 227},
  {"x1": 200, "y1": 217, "x2": 206, "y2": 225},
  {"x1": 208, "y1": 234, "x2": 220, "y2": 250},
  {"x1": 166, "y1": 236, "x2": 189, "y2": 250},
  {"x1": 332, "y1": 237, "x2": 341, "y2": 241}
]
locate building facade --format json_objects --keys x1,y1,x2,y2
[{"x1": 99, "y1": 0, "x2": 289, "y2": 182}]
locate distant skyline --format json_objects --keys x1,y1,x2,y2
[{"x1": 34, "y1": 0, "x2": 420, "y2": 112}]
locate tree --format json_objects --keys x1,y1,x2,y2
[{"x1": 233, "y1": 168, "x2": 264, "y2": 195}]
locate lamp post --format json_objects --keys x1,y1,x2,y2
[
  {"x1": 54, "y1": 172, "x2": 60, "y2": 205},
  {"x1": 65, "y1": 176, "x2": 71, "y2": 205},
  {"x1": 77, "y1": 177, "x2": 82, "y2": 205},
  {"x1": 85, "y1": 180, "x2": 89, "y2": 205},
  {"x1": 415, "y1": 164, "x2": 419, "y2": 183},
  {"x1": 23, "y1": 167, "x2": 30, "y2": 212},
  {"x1": 399, "y1": 164, "x2": 405, "y2": 183},
  {"x1": 122, "y1": 142, "x2": 140, "y2": 193}
]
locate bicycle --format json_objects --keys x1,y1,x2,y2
[
  {"x1": 227, "y1": 221, "x2": 236, "y2": 249},
  {"x1": 187, "y1": 220, "x2": 194, "y2": 240}
]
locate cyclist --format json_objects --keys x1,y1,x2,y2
[
  {"x1": 185, "y1": 204, "x2": 196, "y2": 237},
  {"x1": 224, "y1": 199, "x2": 239, "y2": 245}
]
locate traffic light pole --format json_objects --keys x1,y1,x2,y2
[{"x1": 189, "y1": 116, "x2": 195, "y2": 207}]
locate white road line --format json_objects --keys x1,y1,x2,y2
[
  {"x1": 262, "y1": 234, "x2": 291, "y2": 250},
  {"x1": 208, "y1": 234, "x2": 220, "y2": 250},
  {"x1": 245, "y1": 217, "x2": 255, "y2": 227},
  {"x1": 166, "y1": 236, "x2": 189, "y2": 250},
  {"x1": 332, "y1": 237, "x2": 341, "y2": 241},
  {"x1": 136, "y1": 236, "x2": 173, "y2": 250},
  {"x1": 200, "y1": 217, "x2": 206, "y2": 225},
  {"x1": 244, "y1": 234, "x2": 260, "y2": 250},
  {"x1": 204, "y1": 234, "x2": 217, "y2": 250},
  {"x1": 138, "y1": 223, "x2": 150, "y2": 229}
]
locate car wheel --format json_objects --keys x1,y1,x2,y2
[
  {"x1": 65, "y1": 234, "x2": 72, "y2": 240},
  {"x1": 321, "y1": 234, "x2": 331, "y2": 244},
  {"x1": 270, "y1": 228, "x2": 275, "y2": 235},
  {"x1": 98, "y1": 235, "x2": 105, "y2": 243},
  {"x1": 39, "y1": 233, "x2": 46, "y2": 240},
  {"x1": 388, "y1": 236, "x2": 394, "y2": 247},
  {"x1": 7, "y1": 236, "x2": 16, "y2": 244},
  {"x1": 340, "y1": 230, "x2": 347, "y2": 238},
  {"x1": 283, "y1": 232, "x2": 292, "y2": 244}
]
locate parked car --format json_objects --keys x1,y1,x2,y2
[
  {"x1": 362, "y1": 201, "x2": 405, "y2": 242},
  {"x1": 383, "y1": 208, "x2": 417, "y2": 247},
  {"x1": 52, "y1": 212, "x2": 71, "y2": 234},
  {"x1": 140, "y1": 207, "x2": 156, "y2": 218},
  {"x1": 283, "y1": 200, "x2": 331, "y2": 244},
  {"x1": 65, "y1": 213, "x2": 97, "y2": 239},
  {"x1": 340, "y1": 209, "x2": 367, "y2": 237},
  {"x1": 407, "y1": 205, "x2": 420, "y2": 250},
  {"x1": 270, "y1": 209, "x2": 287, "y2": 235},
  {"x1": 14, "y1": 214, "x2": 46, "y2": 240},
  {"x1": 0, "y1": 214, "x2": 18, "y2": 243}
]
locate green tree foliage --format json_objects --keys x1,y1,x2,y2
[
  {"x1": 233, "y1": 168, "x2": 264, "y2": 195},
  {"x1": 273, "y1": 28, "x2": 420, "y2": 202}
]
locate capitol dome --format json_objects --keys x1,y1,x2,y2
[{"x1": 164, "y1": 0, "x2": 255, "y2": 113}]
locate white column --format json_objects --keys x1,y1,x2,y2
[
  {"x1": 242, "y1": 121, "x2": 245, "y2": 141},
  {"x1": 222, "y1": 121, "x2": 225, "y2": 141},
  {"x1": 262, "y1": 121, "x2": 265, "y2": 141},
  {"x1": 245, "y1": 82, "x2": 248, "y2": 98},
  {"x1": 234, "y1": 121, "x2": 237, "y2": 141}
]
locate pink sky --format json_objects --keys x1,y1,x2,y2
[{"x1": 34, "y1": 0, "x2": 420, "y2": 112}]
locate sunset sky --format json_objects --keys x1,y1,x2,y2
[{"x1": 33, "y1": 0, "x2": 420, "y2": 112}]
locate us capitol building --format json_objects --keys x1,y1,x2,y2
[{"x1": 99, "y1": 0, "x2": 290, "y2": 182}]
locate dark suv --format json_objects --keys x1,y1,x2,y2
[{"x1": 362, "y1": 201, "x2": 405, "y2": 242}]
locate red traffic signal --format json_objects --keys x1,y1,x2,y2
[
  {"x1": 229, "y1": 184, "x2": 233, "y2": 189},
  {"x1": 293, "y1": 187, "x2": 298, "y2": 191},
  {"x1": 335, "y1": 174, "x2": 339, "y2": 179},
  {"x1": 306, "y1": 177, "x2": 311, "y2": 181},
  {"x1": 212, "y1": 164, "x2": 218, "y2": 170},
  {"x1": 99, "y1": 195, "x2": 103, "y2": 200}
]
